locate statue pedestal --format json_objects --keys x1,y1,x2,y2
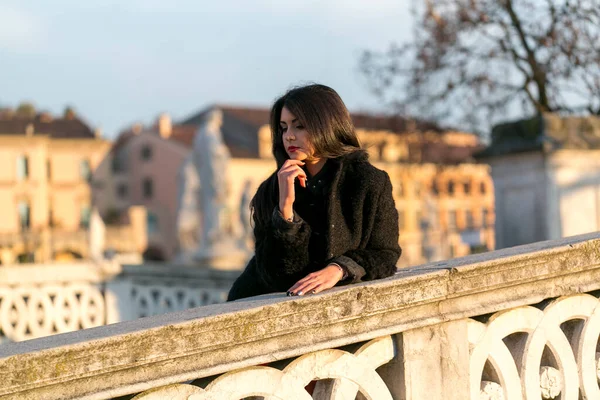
[{"x1": 193, "y1": 239, "x2": 250, "y2": 270}]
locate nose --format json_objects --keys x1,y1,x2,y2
[{"x1": 283, "y1": 129, "x2": 294, "y2": 142}]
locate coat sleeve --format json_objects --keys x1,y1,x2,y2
[
  {"x1": 330, "y1": 174, "x2": 401, "y2": 283},
  {"x1": 252, "y1": 207, "x2": 313, "y2": 290}
]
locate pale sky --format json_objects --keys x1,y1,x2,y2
[{"x1": 0, "y1": 0, "x2": 413, "y2": 138}]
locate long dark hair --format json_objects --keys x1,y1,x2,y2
[{"x1": 251, "y1": 84, "x2": 362, "y2": 230}]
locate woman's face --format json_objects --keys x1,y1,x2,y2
[{"x1": 280, "y1": 106, "x2": 318, "y2": 161}]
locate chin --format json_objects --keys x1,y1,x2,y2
[{"x1": 287, "y1": 152, "x2": 307, "y2": 160}]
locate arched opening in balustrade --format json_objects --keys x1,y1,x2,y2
[{"x1": 53, "y1": 249, "x2": 84, "y2": 262}]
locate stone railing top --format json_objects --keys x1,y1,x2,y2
[
  {"x1": 0, "y1": 261, "x2": 242, "y2": 287},
  {"x1": 1, "y1": 232, "x2": 600, "y2": 399},
  {"x1": 121, "y1": 263, "x2": 242, "y2": 282},
  {"x1": 0, "y1": 262, "x2": 120, "y2": 286}
]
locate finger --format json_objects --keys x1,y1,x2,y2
[
  {"x1": 309, "y1": 278, "x2": 337, "y2": 295},
  {"x1": 293, "y1": 280, "x2": 320, "y2": 296},
  {"x1": 309, "y1": 285, "x2": 324, "y2": 294},
  {"x1": 299, "y1": 176, "x2": 306, "y2": 188},
  {"x1": 288, "y1": 275, "x2": 316, "y2": 293},
  {"x1": 284, "y1": 171, "x2": 307, "y2": 188},
  {"x1": 287, "y1": 280, "x2": 306, "y2": 294},
  {"x1": 279, "y1": 164, "x2": 307, "y2": 178},
  {"x1": 282, "y1": 159, "x2": 306, "y2": 168}
]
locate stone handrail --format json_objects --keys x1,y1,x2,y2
[
  {"x1": 1, "y1": 232, "x2": 600, "y2": 399},
  {"x1": 0, "y1": 262, "x2": 237, "y2": 343}
]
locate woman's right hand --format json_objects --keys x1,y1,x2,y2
[{"x1": 277, "y1": 159, "x2": 307, "y2": 220}]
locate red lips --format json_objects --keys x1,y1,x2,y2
[{"x1": 287, "y1": 146, "x2": 300, "y2": 152}]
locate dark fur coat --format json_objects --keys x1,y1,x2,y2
[{"x1": 227, "y1": 150, "x2": 401, "y2": 301}]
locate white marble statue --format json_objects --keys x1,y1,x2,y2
[
  {"x1": 175, "y1": 108, "x2": 249, "y2": 269},
  {"x1": 194, "y1": 109, "x2": 230, "y2": 248},
  {"x1": 174, "y1": 156, "x2": 202, "y2": 264}
]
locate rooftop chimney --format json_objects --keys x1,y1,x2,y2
[
  {"x1": 131, "y1": 123, "x2": 143, "y2": 135},
  {"x1": 39, "y1": 112, "x2": 53, "y2": 123},
  {"x1": 25, "y1": 123, "x2": 35, "y2": 136},
  {"x1": 158, "y1": 113, "x2": 172, "y2": 139}
]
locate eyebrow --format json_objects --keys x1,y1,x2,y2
[{"x1": 279, "y1": 118, "x2": 298, "y2": 125}]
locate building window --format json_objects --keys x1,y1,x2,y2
[
  {"x1": 147, "y1": 212, "x2": 159, "y2": 234},
  {"x1": 141, "y1": 145, "x2": 152, "y2": 161},
  {"x1": 111, "y1": 148, "x2": 128, "y2": 173},
  {"x1": 17, "y1": 155, "x2": 29, "y2": 180},
  {"x1": 111, "y1": 157, "x2": 121, "y2": 173},
  {"x1": 395, "y1": 181, "x2": 404, "y2": 197},
  {"x1": 48, "y1": 208, "x2": 54, "y2": 227},
  {"x1": 398, "y1": 210, "x2": 405, "y2": 231},
  {"x1": 483, "y1": 208, "x2": 489, "y2": 227},
  {"x1": 80, "y1": 205, "x2": 91, "y2": 228},
  {"x1": 18, "y1": 201, "x2": 30, "y2": 230},
  {"x1": 416, "y1": 210, "x2": 423, "y2": 229},
  {"x1": 448, "y1": 210, "x2": 457, "y2": 229},
  {"x1": 117, "y1": 183, "x2": 128, "y2": 199},
  {"x1": 432, "y1": 181, "x2": 439, "y2": 195},
  {"x1": 143, "y1": 178, "x2": 153, "y2": 199},
  {"x1": 447, "y1": 181, "x2": 455, "y2": 195},
  {"x1": 464, "y1": 182, "x2": 471, "y2": 195},
  {"x1": 466, "y1": 210, "x2": 474, "y2": 229},
  {"x1": 480, "y1": 182, "x2": 487, "y2": 194},
  {"x1": 47, "y1": 159, "x2": 52, "y2": 181},
  {"x1": 80, "y1": 159, "x2": 92, "y2": 182},
  {"x1": 17, "y1": 253, "x2": 35, "y2": 264}
]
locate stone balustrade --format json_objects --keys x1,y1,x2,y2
[
  {"x1": 0, "y1": 262, "x2": 237, "y2": 343},
  {"x1": 1, "y1": 232, "x2": 600, "y2": 399}
]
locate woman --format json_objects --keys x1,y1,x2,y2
[{"x1": 227, "y1": 84, "x2": 401, "y2": 301}]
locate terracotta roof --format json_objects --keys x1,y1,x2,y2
[
  {"x1": 0, "y1": 114, "x2": 95, "y2": 139},
  {"x1": 218, "y1": 106, "x2": 271, "y2": 129},
  {"x1": 110, "y1": 130, "x2": 137, "y2": 154},
  {"x1": 169, "y1": 125, "x2": 198, "y2": 147},
  {"x1": 417, "y1": 141, "x2": 485, "y2": 164},
  {"x1": 181, "y1": 106, "x2": 267, "y2": 157},
  {"x1": 351, "y1": 112, "x2": 445, "y2": 133}
]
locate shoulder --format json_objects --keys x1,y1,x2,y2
[{"x1": 341, "y1": 150, "x2": 390, "y2": 186}]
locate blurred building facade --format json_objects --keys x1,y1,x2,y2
[
  {"x1": 96, "y1": 106, "x2": 494, "y2": 267},
  {"x1": 92, "y1": 114, "x2": 197, "y2": 261},
  {"x1": 0, "y1": 108, "x2": 144, "y2": 264}
]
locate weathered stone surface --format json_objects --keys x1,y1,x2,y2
[
  {"x1": 398, "y1": 319, "x2": 470, "y2": 399},
  {"x1": 0, "y1": 232, "x2": 599, "y2": 399}
]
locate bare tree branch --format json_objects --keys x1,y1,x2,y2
[{"x1": 359, "y1": 0, "x2": 600, "y2": 137}]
